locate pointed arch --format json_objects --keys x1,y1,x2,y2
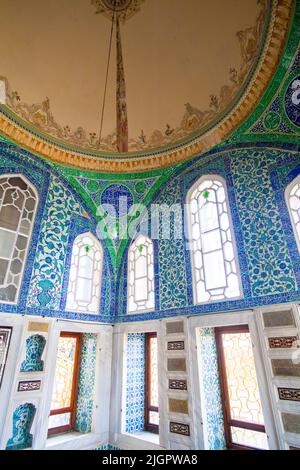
[
  {"x1": 66, "y1": 232, "x2": 103, "y2": 314},
  {"x1": 186, "y1": 175, "x2": 242, "y2": 304},
  {"x1": 0, "y1": 174, "x2": 38, "y2": 304},
  {"x1": 286, "y1": 175, "x2": 300, "y2": 253},
  {"x1": 127, "y1": 235, "x2": 155, "y2": 314}
]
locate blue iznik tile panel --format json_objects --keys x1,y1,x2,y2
[
  {"x1": 156, "y1": 179, "x2": 188, "y2": 310},
  {"x1": 230, "y1": 150, "x2": 297, "y2": 297},
  {"x1": 26, "y1": 175, "x2": 82, "y2": 310},
  {"x1": 125, "y1": 333, "x2": 145, "y2": 434},
  {"x1": 117, "y1": 261, "x2": 127, "y2": 317},
  {"x1": 247, "y1": 50, "x2": 300, "y2": 136},
  {"x1": 1, "y1": 136, "x2": 300, "y2": 324},
  {"x1": 0, "y1": 141, "x2": 115, "y2": 322},
  {"x1": 95, "y1": 444, "x2": 122, "y2": 450},
  {"x1": 198, "y1": 328, "x2": 226, "y2": 450},
  {"x1": 75, "y1": 334, "x2": 98, "y2": 433},
  {"x1": 118, "y1": 146, "x2": 298, "y2": 324}
]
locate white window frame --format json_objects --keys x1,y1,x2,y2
[
  {"x1": 285, "y1": 175, "x2": 300, "y2": 254},
  {"x1": 0, "y1": 173, "x2": 38, "y2": 305},
  {"x1": 66, "y1": 232, "x2": 103, "y2": 314},
  {"x1": 127, "y1": 235, "x2": 155, "y2": 314},
  {"x1": 186, "y1": 174, "x2": 242, "y2": 305}
]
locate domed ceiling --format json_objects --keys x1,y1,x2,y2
[{"x1": 0, "y1": 0, "x2": 293, "y2": 171}]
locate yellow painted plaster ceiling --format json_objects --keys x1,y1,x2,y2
[{"x1": 0, "y1": 0, "x2": 269, "y2": 156}]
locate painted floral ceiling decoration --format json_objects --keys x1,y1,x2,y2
[{"x1": 0, "y1": 0, "x2": 271, "y2": 157}]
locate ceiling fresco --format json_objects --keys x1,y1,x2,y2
[
  {"x1": 0, "y1": 0, "x2": 294, "y2": 171},
  {"x1": 0, "y1": 0, "x2": 268, "y2": 151}
]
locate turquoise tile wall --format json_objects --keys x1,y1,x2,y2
[
  {"x1": 198, "y1": 328, "x2": 226, "y2": 450},
  {"x1": 75, "y1": 333, "x2": 98, "y2": 433},
  {"x1": 125, "y1": 333, "x2": 145, "y2": 434}
]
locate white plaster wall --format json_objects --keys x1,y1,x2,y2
[
  {"x1": 1, "y1": 303, "x2": 299, "y2": 450},
  {"x1": 0, "y1": 313, "x2": 113, "y2": 451},
  {"x1": 109, "y1": 319, "x2": 166, "y2": 450},
  {"x1": 109, "y1": 307, "x2": 291, "y2": 450},
  {"x1": 256, "y1": 303, "x2": 300, "y2": 450}
]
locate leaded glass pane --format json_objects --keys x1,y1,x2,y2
[
  {"x1": 51, "y1": 336, "x2": 77, "y2": 411},
  {"x1": 188, "y1": 177, "x2": 241, "y2": 304},
  {"x1": 77, "y1": 253, "x2": 93, "y2": 279},
  {"x1": 66, "y1": 233, "x2": 103, "y2": 314},
  {"x1": 19, "y1": 219, "x2": 31, "y2": 236},
  {"x1": 48, "y1": 413, "x2": 71, "y2": 430},
  {"x1": 0, "y1": 176, "x2": 37, "y2": 303},
  {"x1": 222, "y1": 332, "x2": 264, "y2": 425},
  {"x1": 0, "y1": 285, "x2": 16, "y2": 302},
  {"x1": 8, "y1": 177, "x2": 28, "y2": 190},
  {"x1": 0, "y1": 201, "x2": 22, "y2": 231},
  {"x1": 231, "y1": 427, "x2": 268, "y2": 450},
  {"x1": 76, "y1": 277, "x2": 92, "y2": 303},
  {"x1": 0, "y1": 260, "x2": 9, "y2": 284},
  {"x1": 135, "y1": 278, "x2": 148, "y2": 302},
  {"x1": 218, "y1": 328, "x2": 269, "y2": 450},
  {"x1": 0, "y1": 229, "x2": 16, "y2": 258},
  {"x1": 127, "y1": 235, "x2": 155, "y2": 313},
  {"x1": 149, "y1": 411, "x2": 159, "y2": 426},
  {"x1": 203, "y1": 251, "x2": 226, "y2": 290},
  {"x1": 135, "y1": 254, "x2": 147, "y2": 278}
]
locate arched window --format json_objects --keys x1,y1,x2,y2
[
  {"x1": 187, "y1": 175, "x2": 241, "y2": 304},
  {"x1": 127, "y1": 235, "x2": 155, "y2": 313},
  {"x1": 0, "y1": 174, "x2": 38, "y2": 304},
  {"x1": 66, "y1": 233, "x2": 103, "y2": 314},
  {"x1": 286, "y1": 176, "x2": 300, "y2": 251}
]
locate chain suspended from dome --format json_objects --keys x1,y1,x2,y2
[{"x1": 92, "y1": 0, "x2": 145, "y2": 153}]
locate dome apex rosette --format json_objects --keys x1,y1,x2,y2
[{"x1": 91, "y1": 0, "x2": 145, "y2": 22}]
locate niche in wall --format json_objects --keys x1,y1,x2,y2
[
  {"x1": 123, "y1": 332, "x2": 159, "y2": 435},
  {"x1": 48, "y1": 332, "x2": 98, "y2": 436}
]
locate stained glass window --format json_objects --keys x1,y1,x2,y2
[
  {"x1": 0, "y1": 175, "x2": 38, "y2": 304},
  {"x1": 216, "y1": 326, "x2": 268, "y2": 450},
  {"x1": 187, "y1": 176, "x2": 241, "y2": 304},
  {"x1": 0, "y1": 327, "x2": 12, "y2": 388},
  {"x1": 286, "y1": 178, "x2": 300, "y2": 252},
  {"x1": 127, "y1": 235, "x2": 155, "y2": 313},
  {"x1": 145, "y1": 333, "x2": 159, "y2": 432},
  {"x1": 230, "y1": 427, "x2": 269, "y2": 450},
  {"x1": 48, "y1": 333, "x2": 81, "y2": 434},
  {"x1": 66, "y1": 233, "x2": 103, "y2": 314},
  {"x1": 51, "y1": 337, "x2": 77, "y2": 411}
]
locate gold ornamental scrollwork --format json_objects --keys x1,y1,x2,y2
[{"x1": 0, "y1": 0, "x2": 294, "y2": 173}]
